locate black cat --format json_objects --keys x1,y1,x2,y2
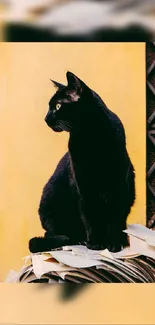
[{"x1": 29, "y1": 71, "x2": 135, "y2": 253}]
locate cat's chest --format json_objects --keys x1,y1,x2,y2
[{"x1": 68, "y1": 133, "x2": 101, "y2": 158}]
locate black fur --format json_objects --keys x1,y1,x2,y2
[{"x1": 29, "y1": 71, "x2": 135, "y2": 254}]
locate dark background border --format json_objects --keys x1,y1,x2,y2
[{"x1": 147, "y1": 42, "x2": 155, "y2": 228}]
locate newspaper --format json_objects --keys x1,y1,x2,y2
[{"x1": 4, "y1": 224, "x2": 155, "y2": 283}]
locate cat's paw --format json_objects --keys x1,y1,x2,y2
[
  {"x1": 86, "y1": 241, "x2": 106, "y2": 251},
  {"x1": 121, "y1": 232, "x2": 129, "y2": 247},
  {"x1": 106, "y1": 231, "x2": 129, "y2": 252},
  {"x1": 107, "y1": 243, "x2": 122, "y2": 253},
  {"x1": 29, "y1": 237, "x2": 42, "y2": 253}
]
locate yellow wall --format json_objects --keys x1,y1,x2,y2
[{"x1": 0, "y1": 43, "x2": 145, "y2": 280}]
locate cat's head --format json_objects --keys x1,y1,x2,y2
[{"x1": 45, "y1": 71, "x2": 91, "y2": 132}]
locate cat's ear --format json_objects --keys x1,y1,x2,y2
[
  {"x1": 50, "y1": 79, "x2": 65, "y2": 90},
  {"x1": 66, "y1": 72, "x2": 82, "y2": 94}
]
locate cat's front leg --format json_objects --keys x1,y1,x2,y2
[
  {"x1": 69, "y1": 150, "x2": 107, "y2": 250},
  {"x1": 86, "y1": 240, "x2": 106, "y2": 251},
  {"x1": 86, "y1": 227, "x2": 107, "y2": 250},
  {"x1": 106, "y1": 223, "x2": 129, "y2": 252},
  {"x1": 80, "y1": 194, "x2": 108, "y2": 250}
]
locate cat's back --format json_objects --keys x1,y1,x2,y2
[{"x1": 92, "y1": 90, "x2": 126, "y2": 146}]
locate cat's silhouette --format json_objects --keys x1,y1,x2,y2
[{"x1": 29, "y1": 71, "x2": 135, "y2": 254}]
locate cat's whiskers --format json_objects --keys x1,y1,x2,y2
[
  {"x1": 57, "y1": 120, "x2": 72, "y2": 131},
  {"x1": 56, "y1": 121, "x2": 63, "y2": 131},
  {"x1": 63, "y1": 120, "x2": 72, "y2": 127},
  {"x1": 55, "y1": 124, "x2": 62, "y2": 131},
  {"x1": 62, "y1": 120, "x2": 72, "y2": 130}
]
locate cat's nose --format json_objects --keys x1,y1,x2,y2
[
  {"x1": 45, "y1": 116, "x2": 48, "y2": 123},
  {"x1": 45, "y1": 113, "x2": 50, "y2": 124},
  {"x1": 45, "y1": 113, "x2": 55, "y2": 127}
]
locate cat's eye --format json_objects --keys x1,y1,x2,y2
[{"x1": 56, "y1": 103, "x2": 61, "y2": 111}]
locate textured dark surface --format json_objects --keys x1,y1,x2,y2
[{"x1": 147, "y1": 42, "x2": 155, "y2": 228}]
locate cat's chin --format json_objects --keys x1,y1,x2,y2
[{"x1": 51, "y1": 126, "x2": 63, "y2": 132}]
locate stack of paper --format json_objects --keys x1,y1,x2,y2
[
  {"x1": 123, "y1": 224, "x2": 155, "y2": 259},
  {"x1": 5, "y1": 224, "x2": 155, "y2": 283}
]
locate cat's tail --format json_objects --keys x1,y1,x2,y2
[{"x1": 29, "y1": 235, "x2": 70, "y2": 253}]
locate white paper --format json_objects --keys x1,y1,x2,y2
[
  {"x1": 4, "y1": 269, "x2": 20, "y2": 283},
  {"x1": 22, "y1": 253, "x2": 53, "y2": 263},
  {"x1": 31, "y1": 254, "x2": 74, "y2": 279},
  {"x1": 123, "y1": 224, "x2": 155, "y2": 240},
  {"x1": 124, "y1": 224, "x2": 155, "y2": 249},
  {"x1": 62, "y1": 244, "x2": 139, "y2": 260},
  {"x1": 35, "y1": 1, "x2": 113, "y2": 34},
  {"x1": 0, "y1": 0, "x2": 55, "y2": 22},
  {"x1": 4, "y1": 265, "x2": 33, "y2": 283},
  {"x1": 6, "y1": 0, "x2": 54, "y2": 10},
  {"x1": 34, "y1": 2, "x2": 155, "y2": 36},
  {"x1": 146, "y1": 235, "x2": 155, "y2": 247},
  {"x1": 63, "y1": 245, "x2": 114, "y2": 260},
  {"x1": 111, "y1": 247, "x2": 139, "y2": 259},
  {"x1": 129, "y1": 235, "x2": 155, "y2": 259},
  {"x1": 63, "y1": 245, "x2": 87, "y2": 252},
  {"x1": 50, "y1": 251, "x2": 104, "y2": 268}
]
